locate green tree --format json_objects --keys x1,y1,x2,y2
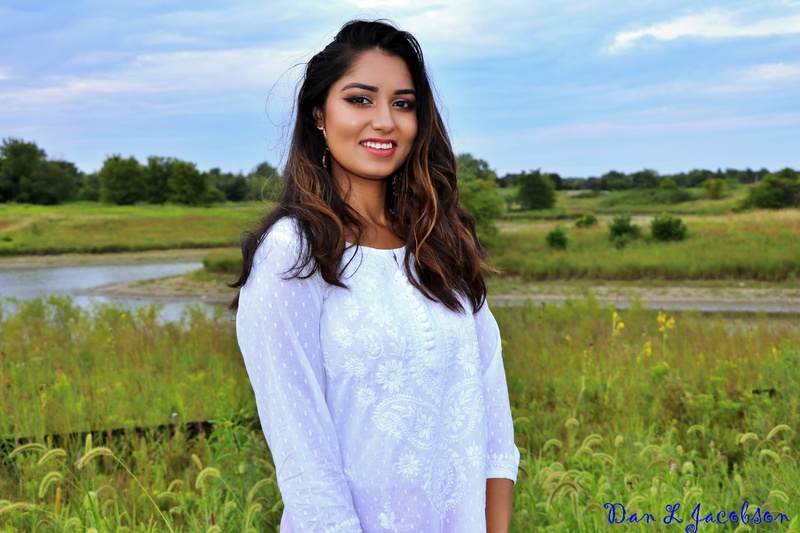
[
  {"x1": 741, "y1": 169, "x2": 800, "y2": 209},
  {"x1": 247, "y1": 161, "x2": 282, "y2": 201},
  {"x1": 703, "y1": 178, "x2": 725, "y2": 199},
  {"x1": 168, "y1": 159, "x2": 207, "y2": 206},
  {"x1": 77, "y1": 172, "x2": 101, "y2": 201},
  {"x1": 99, "y1": 155, "x2": 146, "y2": 205},
  {"x1": 145, "y1": 156, "x2": 174, "y2": 204},
  {"x1": 456, "y1": 154, "x2": 504, "y2": 235},
  {"x1": 517, "y1": 170, "x2": 555, "y2": 210},
  {"x1": 0, "y1": 138, "x2": 46, "y2": 202},
  {"x1": 456, "y1": 153, "x2": 498, "y2": 183}
]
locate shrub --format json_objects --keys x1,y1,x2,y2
[
  {"x1": 517, "y1": 170, "x2": 556, "y2": 210},
  {"x1": 740, "y1": 170, "x2": 800, "y2": 209},
  {"x1": 703, "y1": 178, "x2": 725, "y2": 199},
  {"x1": 546, "y1": 226, "x2": 568, "y2": 250},
  {"x1": 608, "y1": 214, "x2": 640, "y2": 242},
  {"x1": 575, "y1": 214, "x2": 598, "y2": 228},
  {"x1": 650, "y1": 213, "x2": 687, "y2": 242}
]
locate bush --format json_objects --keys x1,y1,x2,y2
[
  {"x1": 546, "y1": 226, "x2": 568, "y2": 250},
  {"x1": 740, "y1": 170, "x2": 800, "y2": 209},
  {"x1": 517, "y1": 170, "x2": 556, "y2": 210},
  {"x1": 608, "y1": 214, "x2": 640, "y2": 242},
  {"x1": 575, "y1": 214, "x2": 598, "y2": 228},
  {"x1": 650, "y1": 213, "x2": 687, "y2": 242}
]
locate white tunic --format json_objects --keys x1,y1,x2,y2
[{"x1": 236, "y1": 217, "x2": 519, "y2": 532}]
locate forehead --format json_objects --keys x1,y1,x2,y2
[{"x1": 334, "y1": 49, "x2": 414, "y2": 90}]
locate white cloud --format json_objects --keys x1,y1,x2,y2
[
  {"x1": 0, "y1": 46, "x2": 305, "y2": 111},
  {"x1": 607, "y1": 9, "x2": 800, "y2": 53},
  {"x1": 0, "y1": 67, "x2": 11, "y2": 80}
]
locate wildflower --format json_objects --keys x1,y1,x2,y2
[
  {"x1": 618, "y1": 322, "x2": 625, "y2": 330},
  {"x1": 667, "y1": 317, "x2": 675, "y2": 329},
  {"x1": 641, "y1": 341, "x2": 653, "y2": 358},
  {"x1": 669, "y1": 462, "x2": 678, "y2": 474},
  {"x1": 565, "y1": 334, "x2": 572, "y2": 343}
]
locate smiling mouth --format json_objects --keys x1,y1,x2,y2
[{"x1": 360, "y1": 141, "x2": 394, "y2": 150}]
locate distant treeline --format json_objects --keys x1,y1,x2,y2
[
  {"x1": 1, "y1": 137, "x2": 797, "y2": 209},
  {"x1": 0, "y1": 138, "x2": 280, "y2": 206},
  {"x1": 499, "y1": 167, "x2": 775, "y2": 191}
]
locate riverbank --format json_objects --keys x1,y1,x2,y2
[{"x1": 87, "y1": 270, "x2": 800, "y2": 313}]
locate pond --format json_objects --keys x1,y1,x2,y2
[{"x1": 0, "y1": 261, "x2": 221, "y2": 322}]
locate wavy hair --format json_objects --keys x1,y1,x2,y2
[{"x1": 230, "y1": 19, "x2": 489, "y2": 313}]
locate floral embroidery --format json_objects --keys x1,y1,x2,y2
[
  {"x1": 456, "y1": 342, "x2": 479, "y2": 376},
  {"x1": 356, "y1": 386, "x2": 377, "y2": 407},
  {"x1": 378, "y1": 498, "x2": 398, "y2": 532},
  {"x1": 343, "y1": 355, "x2": 367, "y2": 379},
  {"x1": 466, "y1": 445, "x2": 483, "y2": 468},
  {"x1": 376, "y1": 360, "x2": 406, "y2": 393},
  {"x1": 395, "y1": 453, "x2": 421, "y2": 478}
]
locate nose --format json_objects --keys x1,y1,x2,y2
[{"x1": 371, "y1": 102, "x2": 395, "y2": 133}]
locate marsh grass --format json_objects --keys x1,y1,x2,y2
[
  {"x1": 0, "y1": 203, "x2": 268, "y2": 256},
  {"x1": 486, "y1": 211, "x2": 800, "y2": 281},
  {"x1": 0, "y1": 296, "x2": 252, "y2": 438},
  {"x1": 2, "y1": 298, "x2": 799, "y2": 531}
]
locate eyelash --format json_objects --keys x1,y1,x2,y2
[{"x1": 344, "y1": 96, "x2": 416, "y2": 109}]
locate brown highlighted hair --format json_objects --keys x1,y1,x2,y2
[{"x1": 230, "y1": 19, "x2": 489, "y2": 313}]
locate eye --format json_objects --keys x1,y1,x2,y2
[
  {"x1": 394, "y1": 99, "x2": 416, "y2": 110},
  {"x1": 344, "y1": 96, "x2": 372, "y2": 105}
]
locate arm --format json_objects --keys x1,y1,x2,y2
[
  {"x1": 236, "y1": 219, "x2": 361, "y2": 533},
  {"x1": 486, "y1": 478, "x2": 514, "y2": 533},
  {"x1": 476, "y1": 302, "x2": 520, "y2": 532}
]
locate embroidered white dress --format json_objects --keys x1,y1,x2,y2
[{"x1": 236, "y1": 217, "x2": 519, "y2": 533}]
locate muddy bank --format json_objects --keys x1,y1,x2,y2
[{"x1": 89, "y1": 274, "x2": 800, "y2": 313}]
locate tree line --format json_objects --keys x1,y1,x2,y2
[
  {"x1": 0, "y1": 138, "x2": 279, "y2": 206},
  {"x1": 2, "y1": 137, "x2": 797, "y2": 212}
]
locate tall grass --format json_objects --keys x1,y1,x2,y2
[
  {"x1": 0, "y1": 297, "x2": 252, "y2": 438},
  {"x1": 2, "y1": 299, "x2": 799, "y2": 531},
  {"x1": 486, "y1": 211, "x2": 800, "y2": 281}
]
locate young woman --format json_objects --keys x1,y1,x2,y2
[{"x1": 232, "y1": 19, "x2": 519, "y2": 532}]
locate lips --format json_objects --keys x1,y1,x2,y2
[{"x1": 359, "y1": 139, "x2": 396, "y2": 157}]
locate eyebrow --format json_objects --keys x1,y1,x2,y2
[{"x1": 341, "y1": 82, "x2": 416, "y2": 96}]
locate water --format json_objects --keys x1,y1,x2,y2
[{"x1": 0, "y1": 261, "x2": 222, "y2": 322}]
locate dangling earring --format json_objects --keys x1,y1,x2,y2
[
  {"x1": 317, "y1": 125, "x2": 329, "y2": 169},
  {"x1": 389, "y1": 172, "x2": 400, "y2": 216}
]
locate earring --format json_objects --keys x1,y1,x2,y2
[
  {"x1": 389, "y1": 172, "x2": 400, "y2": 216},
  {"x1": 317, "y1": 125, "x2": 329, "y2": 168}
]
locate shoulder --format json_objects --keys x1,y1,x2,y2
[
  {"x1": 261, "y1": 216, "x2": 303, "y2": 249},
  {"x1": 253, "y1": 215, "x2": 318, "y2": 280}
]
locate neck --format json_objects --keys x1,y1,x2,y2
[{"x1": 334, "y1": 173, "x2": 391, "y2": 227}]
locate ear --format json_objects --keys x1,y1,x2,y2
[{"x1": 312, "y1": 107, "x2": 324, "y2": 128}]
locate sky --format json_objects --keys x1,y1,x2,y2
[{"x1": 1, "y1": 0, "x2": 798, "y2": 178}]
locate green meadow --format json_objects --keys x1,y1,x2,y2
[
  {"x1": 1, "y1": 298, "x2": 799, "y2": 531},
  {"x1": 1, "y1": 196, "x2": 800, "y2": 531},
  {"x1": 0, "y1": 203, "x2": 265, "y2": 256}
]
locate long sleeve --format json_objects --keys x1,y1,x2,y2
[
  {"x1": 236, "y1": 218, "x2": 362, "y2": 533},
  {"x1": 475, "y1": 302, "x2": 520, "y2": 483}
]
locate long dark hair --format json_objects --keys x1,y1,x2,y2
[{"x1": 231, "y1": 19, "x2": 489, "y2": 313}]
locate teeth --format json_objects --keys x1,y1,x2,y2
[{"x1": 361, "y1": 141, "x2": 393, "y2": 150}]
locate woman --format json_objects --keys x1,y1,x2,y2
[{"x1": 232, "y1": 19, "x2": 519, "y2": 532}]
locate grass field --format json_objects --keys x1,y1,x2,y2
[
  {"x1": 0, "y1": 203, "x2": 266, "y2": 256},
  {"x1": 1, "y1": 298, "x2": 799, "y2": 531},
  {"x1": 485, "y1": 210, "x2": 800, "y2": 281}
]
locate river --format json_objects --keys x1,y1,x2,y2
[{"x1": 0, "y1": 260, "x2": 219, "y2": 322}]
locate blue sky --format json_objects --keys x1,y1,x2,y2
[{"x1": 1, "y1": 0, "x2": 798, "y2": 177}]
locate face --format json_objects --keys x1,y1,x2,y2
[{"x1": 315, "y1": 49, "x2": 418, "y2": 185}]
